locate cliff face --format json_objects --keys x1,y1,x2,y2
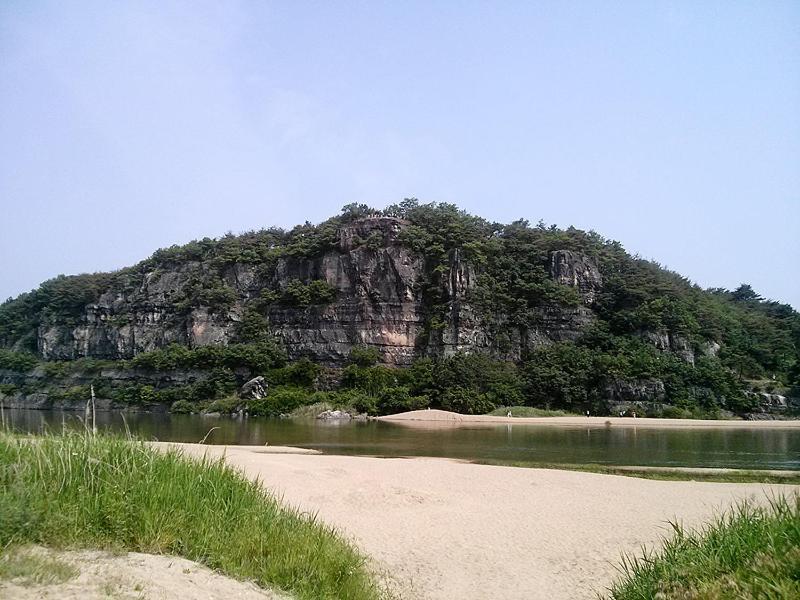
[{"x1": 33, "y1": 217, "x2": 605, "y2": 365}]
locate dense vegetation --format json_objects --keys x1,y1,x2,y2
[
  {"x1": 607, "y1": 495, "x2": 800, "y2": 598},
  {"x1": 1, "y1": 200, "x2": 798, "y2": 417},
  {"x1": 0, "y1": 431, "x2": 380, "y2": 599}
]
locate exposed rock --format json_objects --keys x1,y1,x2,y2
[
  {"x1": 603, "y1": 378, "x2": 666, "y2": 404},
  {"x1": 548, "y1": 250, "x2": 603, "y2": 305},
  {"x1": 317, "y1": 409, "x2": 353, "y2": 420},
  {"x1": 27, "y1": 217, "x2": 601, "y2": 367},
  {"x1": 239, "y1": 376, "x2": 268, "y2": 400},
  {"x1": 0, "y1": 366, "x2": 209, "y2": 411},
  {"x1": 746, "y1": 391, "x2": 790, "y2": 413},
  {"x1": 640, "y1": 330, "x2": 695, "y2": 365}
]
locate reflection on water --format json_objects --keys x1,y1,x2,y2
[{"x1": 6, "y1": 408, "x2": 800, "y2": 470}]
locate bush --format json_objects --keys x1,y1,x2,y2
[
  {"x1": 248, "y1": 386, "x2": 311, "y2": 417},
  {"x1": 377, "y1": 387, "x2": 430, "y2": 414},
  {"x1": 280, "y1": 279, "x2": 337, "y2": 307},
  {"x1": 169, "y1": 400, "x2": 195, "y2": 414},
  {"x1": 204, "y1": 396, "x2": 242, "y2": 414},
  {"x1": 348, "y1": 346, "x2": 380, "y2": 367},
  {"x1": 341, "y1": 364, "x2": 399, "y2": 396},
  {"x1": 130, "y1": 342, "x2": 286, "y2": 373},
  {"x1": 0, "y1": 349, "x2": 39, "y2": 372},
  {"x1": 269, "y1": 358, "x2": 321, "y2": 388},
  {"x1": 440, "y1": 388, "x2": 496, "y2": 415}
]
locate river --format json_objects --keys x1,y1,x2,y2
[{"x1": 5, "y1": 408, "x2": 800, "y2": 470}]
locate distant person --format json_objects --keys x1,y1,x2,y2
[{"x1": 507, "y1": 410, "x2": 512, "y2": 418}]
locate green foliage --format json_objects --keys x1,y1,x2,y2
[
  {"x1": 203, "y1": 395, "x2": 242, "y2": 414},
  {"x1": 279, "y1": 279, "x2": 337, "y2": 308},
  {"x1": 489, "y1": 406, "x2": 578, "y2": 417},
  {"x1": 130, "y1": 342, "x2": 286, "y2": 373},
  {"x1": 608, "y1": 496, "x2": 800, "y2": 599},
  {"x1": 341, "y1": 364, "x2": 400, "y2": 397},
  {"x1": 1, "y1": 201, "x2": 797, "y2": 418},
  {"x1": 0, "y1": 384, "x2": 18, "y2": 396},
  {"x1": 0, "y1": 547, "x2": 79, "y2": 586},
  {"x1": 0, "y1": 350, "x2": 39, "y2": 372},
  {"x1": 232, "y1": 308, "x2": 272, "y2": 343},
  {"x1": 248, "y1": 386, "x2": 310, "y2": 417},
  {"x1": 439, "y1": 388, "x2": 496, "y2": 415},
  {"x1": 269, "y1": 358, "x2": 321, "y2": 388},
  {"x1": 348, "y1": 346, "x2": 381, "y2": 367},
  {"x1": 376, "y1": 387, "x2": 430, "y2": 414},
  {"x1": 0, "y1": 432, "x2": 379, "y2": 599},
  {"x1": 169, "y1": 400, "x2": 195, "y2": 414}
]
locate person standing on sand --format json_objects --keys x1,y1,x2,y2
[{"x1": 506, "y1": 410, "x2": 512, "y2": 417}]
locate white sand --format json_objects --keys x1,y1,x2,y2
[
  {"x1": 0, "y1": 546, "x2": 289, "y2": 600},
  {"x1": 379, "y1": 408, "x2": 800, "y2": 428},
  {"x1": 172, "y1": 443, "x2": 798, "y2": 600}
]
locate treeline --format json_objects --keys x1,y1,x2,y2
[
  {"x1": 0, "y1": 340, "x2": 766, "y2": 418},
  {"x1": 1, "y1": 200, "x2": 798, "y2": 414}
]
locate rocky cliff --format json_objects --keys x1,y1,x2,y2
[{"x1": 31, "y1": 217, "x2": 605, "y2": 366}]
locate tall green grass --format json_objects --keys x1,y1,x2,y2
[
  {"x1": 0, "y1": 432, "x2": 381, "y2": 599},
  {"x1": 488, "y1": 406, "x2": 579, "y2": 417},
  {"x1": 607, "y1": 495, "x2": 800, "y2": 599}
]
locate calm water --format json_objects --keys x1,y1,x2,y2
[{"x1": 5, "y1": 408, "x2": 800, "y2": 470}]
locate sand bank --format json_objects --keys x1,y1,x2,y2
[
  {"x1": 379, "y1": 408, "x2": 800, "y2": 428},
  {"x1": 0, "y1": 545, "x2": 288, "y2": 600},
  {"x1": 172, "y1": 443, "x2": 797, "y2": 600}
]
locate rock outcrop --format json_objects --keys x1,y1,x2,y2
[
  {"x1": 29, "y1": 217, "x2": 610, "y2": 366},
  {"x1": 548, "y1": 250, "x2": 603, "y2": 305},
  {"x1": 239, "y1": 376, "x2": 268, "y2": 400}
]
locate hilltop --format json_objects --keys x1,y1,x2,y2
[{"x1": 1, "y1": 200, "x2": 798, "y2": 417}]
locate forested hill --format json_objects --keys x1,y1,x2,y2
[{"x1": 1, "y1": 200, "x2": 798, "y2": 417}]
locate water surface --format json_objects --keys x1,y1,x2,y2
[{"x1": 6, "y1": 408, "x2": 800, "y2": 470}]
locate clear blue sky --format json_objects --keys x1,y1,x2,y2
[{"x1": 2, "y1": 1, "x2": 798, "y2": 307}]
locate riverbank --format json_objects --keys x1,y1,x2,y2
[
  {"x1": 172, "y1": 443, "x2": 797, "y2": 600},
  {"x1": 0, "y1": 433, "x2": 379, "y2": 600},
  {"x1": 379, "y1": 408, "x2": 800, "y2": 428}
]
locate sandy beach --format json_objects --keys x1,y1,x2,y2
[
  {"x1": 379, "y1": 409, "x2": 800, "y2": 429},
  {"x1": 169, "y1": 443, "x2": 798, "y2": 600}
]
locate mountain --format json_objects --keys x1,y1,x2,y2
[{"x1": 1, "y1": 200, "x2": 798, "y2": 418}]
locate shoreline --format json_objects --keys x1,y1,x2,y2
[
  {"x1": 378, "y1": 408, "x2": 800, "y2": 428},
  {"x1": 169, "y1": 443, "x2": 799, "y2": 599}
]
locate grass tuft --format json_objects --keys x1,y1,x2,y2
[
  {"x1": 606, "y1": 495, "x2": 800, "y2": 599},
  {"x1": 488, "y1": 406, "x2": 579, "y2": 417},
  {"x1": 0, "y1": 431, "x2": 381, "y2": 599},
  {"x1": 0, "y1": 546, "x2": 79, "y2": 586},
  {"x1": 473, "y1": 460, "x2": 800, "y2": 484}
]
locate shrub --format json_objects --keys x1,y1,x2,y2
[
  {"x1": 348, "y1": 346, "x2": 381, "y2": 367},
  {"x1": 204, "y1": 396, "x2": 242, "y2": 414},
  {"x1": 269, "y1": 358, "x2": 321, "y2": 388},
  {"x1": 377, "y1": 386, "x2": 430, "y2": 414},
  {"x1": 440, "y1": 388, "x2": 496, "y2": 415},
  {"x1": 248, "y1": 386, "x2": 311, "y2": 417},
  {"x1": 169, "y1": 400, "x2": 195, "y2": 414},
  {"x1": 0, "y1": 349, "x2": 39, "y2": 372}
]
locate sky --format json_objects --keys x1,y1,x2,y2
[{"x1": 1, "y1": 1, "x2": 799, "y2": 307}]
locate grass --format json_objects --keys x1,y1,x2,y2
[
  {"x1": 488, "y1": 406, "x2": 579, "y2": 417},
  {"x1": 288, "y1": 402, "x2": 335, "y2": 418},
  {"x1": 606, "y1": 495, "x2": 800, "y2": 599},
  {"x1": 473, "y1": 459, "x2": 800, "y2": 484},
  {"x1": 0, "y1": 431, "x2": 381, "y2": 599},
  {"x1": 0, "y1": 546, "x2": 79, "y2": 586}
]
